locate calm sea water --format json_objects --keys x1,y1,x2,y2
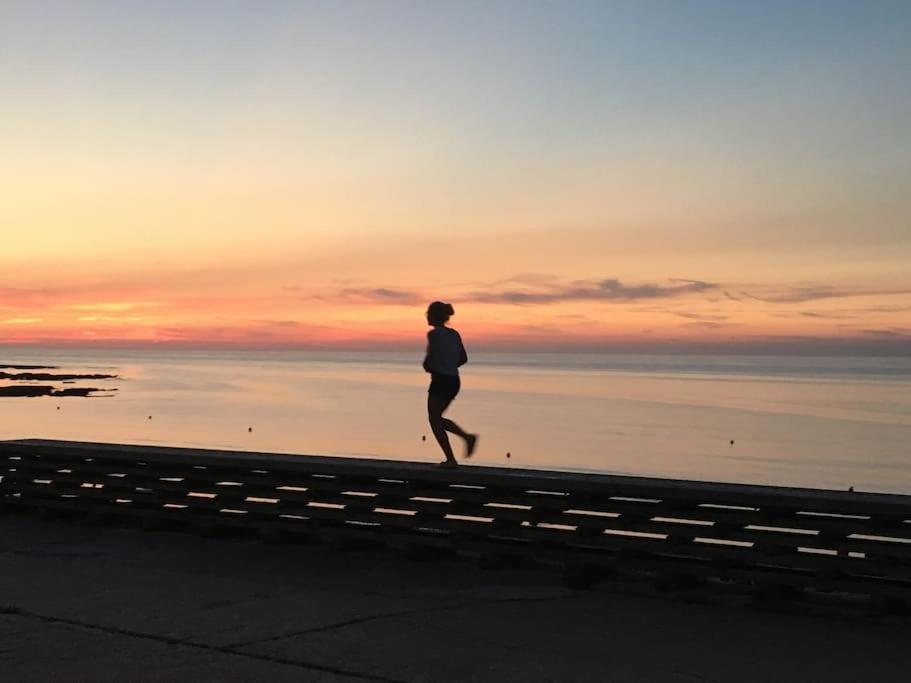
[{"x1": 1, "y1": 347, "x2": 910, "y2": 494}]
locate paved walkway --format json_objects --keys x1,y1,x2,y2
[{"x1": 0, "y1": 515, "x2": 907, "y2": 682}]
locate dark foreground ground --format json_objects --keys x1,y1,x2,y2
[{"x1": 0, "y1": 514, "x2": 907, "y2": 682}]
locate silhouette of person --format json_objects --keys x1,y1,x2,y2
[{"x1": 423, "y1": 301, "x2": 478, "y2": 467}]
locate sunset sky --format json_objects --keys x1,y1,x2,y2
[{"x1": 2, "y1": 1, "x2": 910, "y2": 352}]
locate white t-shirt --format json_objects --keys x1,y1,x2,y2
[{"x1": 426, "y1": 327, "x2": 465, "y2": 376}]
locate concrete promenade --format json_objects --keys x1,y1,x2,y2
[{"x1": 1, "y1": 514, "x2": 907, "y2": 682}]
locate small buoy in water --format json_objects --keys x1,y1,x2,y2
[
  {"x1": 506, "y1": 452, "x2": 511, "y2": 458},
  {"x1": 730, "y1": 440, "x2": 734, "y2": 445},
  {"x1": 148, "y1": 415, "x2": 152, "y2": 420},
  {"x1": 248, "y1": 427, "x2": 252, "y2": 432},
  {"x1": 422, "y1": 434, "x2": 426, "y2": 441},
  {"x1": 56, "y1": 406, "x2": 60, "y2": 411}
]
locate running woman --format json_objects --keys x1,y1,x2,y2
[{"x1": 422, "y1": 301, "x2": 478, "y2": 467}]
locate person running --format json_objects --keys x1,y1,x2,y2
[{"x1": 422, "y1": 301, "x2": 478, "y2": 467}]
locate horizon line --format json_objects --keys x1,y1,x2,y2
[{"x1": 1, "y1": 338, "x2": 909, "y2": 357}]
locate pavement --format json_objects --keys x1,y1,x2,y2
[{"x1": 0, "y1": 514, "x2": 908, "y2": 682}]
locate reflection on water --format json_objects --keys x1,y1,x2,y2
[{"x1": 1, "y1": 348, "x2": 909, "y2": 494}]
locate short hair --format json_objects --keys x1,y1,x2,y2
[{"x1": 427, "y1": 301, "x2": 454, "y2": 324}]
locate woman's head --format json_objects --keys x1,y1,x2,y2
[{"x1": 426, "y1": 301, "x2": 454, "y2": 326}]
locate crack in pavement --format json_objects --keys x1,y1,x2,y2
[
  {"x1": 2, "y1": 606, "x2": 404, "y2": 683},
  {"x1": 228, "y1": 593, "x2": 573, "y2": 650}
]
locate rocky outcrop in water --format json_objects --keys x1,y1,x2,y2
[
  {"x1": 0, "y1": 371, "x2": 117, "y2": 381},
  {"x1": 0, "y1": 364, "x2": 118, "y2": 398},
  {"x1": 0, "y1": 385, "x2": 116, "y2": 397}
]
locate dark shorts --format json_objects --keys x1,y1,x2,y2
[{"x1": 428, "y1": 373, "x2": 460, "y2": 401}]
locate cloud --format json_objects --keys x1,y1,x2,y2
[
  {"x1": 152, "y1": 320, "x2": 339, "y2": 344},
  {"x1": 770, "y1": 304, "x2": 911, "y2": 320},
  {"x1": 799, "y1": 311, "x2": 859, "y2": 320},
  {"x1": 738, "y1": 284, "x2": 911, "y2": 304},
  {"x1": 2, "y1": 317, "x2": 42, "y2": 325},
  {"x1": 313, "y1": 275, "x2": 909, "y2": 311},
  {"x1": 69, "y1": 302, "x2": 141, "y2": 312},
  {"x1": 681, "y1": 321, "x2": 726, "y2": 329},
  {"x1": 465, "y1": 278, "x2": 718, "y2": 305},
  {"x1": 481, "y1": 273, "x2": 561, "y2": 288},
  {"x1": 316, "y1": 275, "x2": 721, "y2": 308},
  {"x1": 338, "y1": 287, "x2": 423, "y2": 304},
  {"x1": 862, "y1": 327, "x2": 911, "y2": 337},
  {"x1": 672, "y1": 312, "x2": 729, "y2": 321},
  {"x1": 862, "y1": 305, "x2": 911, "y2": 313},
  {"x1": 246, "y1": 319, "x2": 301, "y2": 328}
]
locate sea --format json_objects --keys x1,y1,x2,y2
[{"x1": 1, "y1": 347, "x2": 909, "y2": 494}]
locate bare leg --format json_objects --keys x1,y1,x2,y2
[
  {"x1": 428, "y1": 394, "x2": 478, "y2": 461},
  {"x1": 441, "y1": 417, "x2": 477, "y2": 458},
  {"x1": 440, "y1": 417, "x2": 467, "y2": 438},
  {"x1": 428, "y1": 394, "x2": 457, "y2": 465}
]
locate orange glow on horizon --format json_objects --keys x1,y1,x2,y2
[{"x1": 2, "y1": 267, "x2": 910, "y2": 353}]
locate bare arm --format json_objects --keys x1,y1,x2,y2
[{"x1": 422, "y1": 332, "x2": 434, "y2": 373}]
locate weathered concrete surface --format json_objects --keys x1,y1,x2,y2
[{"x1": 0, "y1": 515, "x2": 907, "y2": 682}]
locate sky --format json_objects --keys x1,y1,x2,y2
[{"x1": 2, "y1": 1, "x2": 910, "y2": 353}]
